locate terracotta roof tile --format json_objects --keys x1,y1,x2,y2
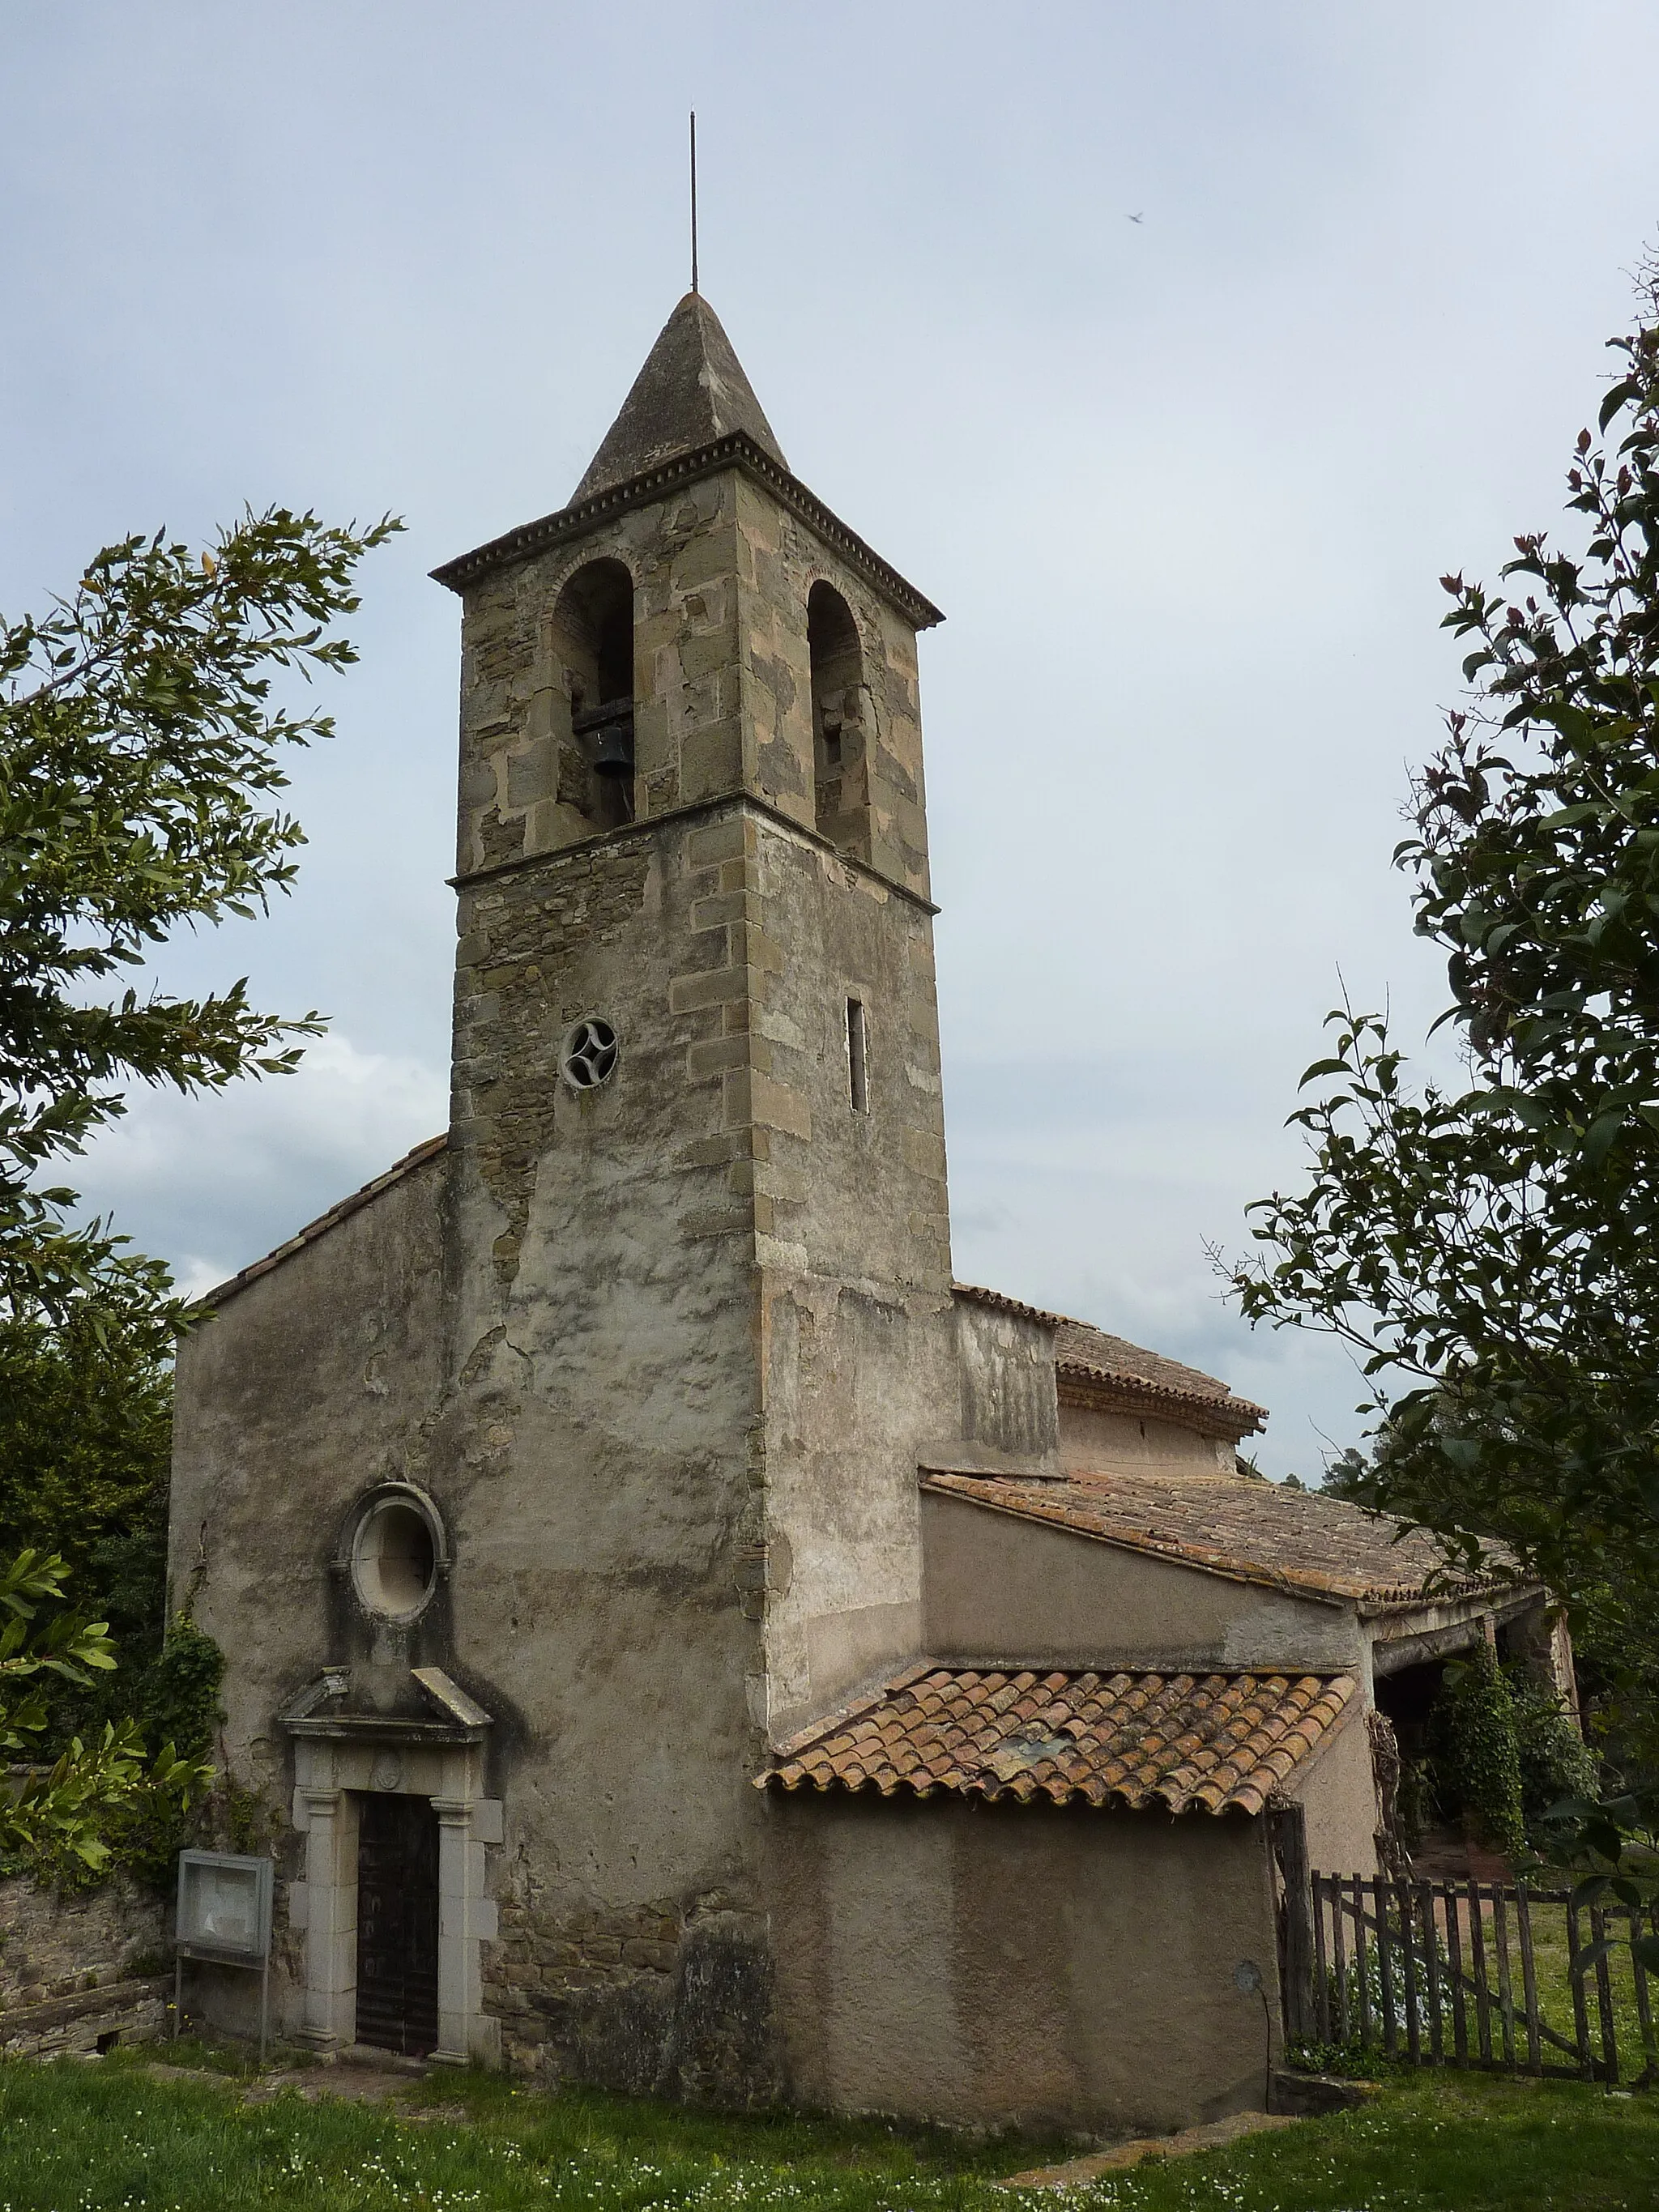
[
  {"x1": 1054, "y1": 1318, "x2": 1236, "y2": 1406},
  {"x1": 951, "y1": 1282, "x2": 1071, "y2": 1330},
  {"x1": 922, "y1": 1468, "x2": 1520, "y2": 1608},
  {"x1": 760, "y1": 1664, "x2": 1357, "y2": 1815}
]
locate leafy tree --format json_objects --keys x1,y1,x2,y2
[
  {"x1": 0, "y1": 506, "x2": 397, "y2": 1876},
  {"x1": 1, "y1": 507, "x2": 399, "y2": 1323},
  {"x1": 0, "y1": 1289, "x2": 170, "y2": 1592},
  {"x1": 1230, "y1": 263, "x2": 1659, "y2": 1749},
  {"x1": 0, "y1": 1279, "x2": 176, "y2": 1758},
  {"x1": 0, "y1": 1549, "x2": 208, "y2": 1875}
]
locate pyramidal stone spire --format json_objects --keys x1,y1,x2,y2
[{"x1": 570, "y1": 292, "x2": 788, "y2": 505}]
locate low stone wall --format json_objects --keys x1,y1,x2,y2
[
  {"x1": 0, "y1": 1877, "x2": 171, "y2": 2054},
  {"x1": 0, "y1": 1976, "x2": 169, "y2": 2058}
]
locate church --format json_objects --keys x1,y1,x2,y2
[{"x1": 169, "y1": 291, "x2": 1569, "y2": 2132}]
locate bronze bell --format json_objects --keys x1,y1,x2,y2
[{"x1": 591, "y1": 715, "x2": 634, "y2": 778}]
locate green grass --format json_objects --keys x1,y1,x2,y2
[
  {"x1": 1527, "y1": 1903, "x2": 1657, "y2": 2079},
  {"x1": 0, "y1": 2052, "x2": 1652, "y2": 2210}
]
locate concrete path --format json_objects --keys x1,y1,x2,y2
[
  {"x1": 143, "y1": 2055, "x2": 467, "y2": 2121},
  {"x1": 1000, "y1": 2109, "x2": 1300, "y2": 2187}
]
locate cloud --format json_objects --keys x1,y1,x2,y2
[
  {"x1": 68, "y1": 1036, "x2": 448, "y2": 1302},
  {"x1": 943, "y1": 1051, "x2": 1373, "y2": 1479}
]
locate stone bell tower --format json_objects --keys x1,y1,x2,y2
[{"x1": 427, "y1": 292, "x2": 957, "y2": 2082}]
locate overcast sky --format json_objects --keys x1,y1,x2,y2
[{"x1": 6, "y1": 3, "x2": 1658, "y2": 1476}]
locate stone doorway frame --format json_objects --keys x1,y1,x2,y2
[{"x1": 284, "y1": 1674, "x2": 501, "y2": 2066}]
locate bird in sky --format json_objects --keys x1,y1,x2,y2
[{"x1": 1127, "y1": 211, "x2": 1144, "y2": 224}]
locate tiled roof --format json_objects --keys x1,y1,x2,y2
[
  {"x1": 760, "y1": 1663, "x2": 1357, "y2": 1815},
  {"x1": 193, "y1": 1135, "x2": 448, "y2": 1312},
  {"x1": 952, "y1": 1281, "x2": 1071, "y2": 1330},
  {"x1": 1055, "y1": 1317, "x2": 1235, "y2": 1405},
  {"x1": 1057, "y1": 1358, "x2": 1266, "y2": 1443},
  {"x1": 923, "y1": 1468, "x2": 1516, "y2": 1609},
  {"x1": 953, "y1": 1284, "x2": 1268, "y2": 1439}
]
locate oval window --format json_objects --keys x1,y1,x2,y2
[{"x1": 352, "y1": 1497, "x2": 437, "y2": 1620}]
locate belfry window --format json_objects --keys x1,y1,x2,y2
[
  {"x1": 552, "y1": 557, "x2": 636, "y2": 830},
  {"x1": 808, "y1": 582, "x2": 864, "y2": 848}
]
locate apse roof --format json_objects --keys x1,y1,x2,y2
[
  {"x1": 759, "y1": 1662, "x2": 1358, "y2": 1816},
  {"x1": 952, "y1": 1282, "x2": 1268, "y2": 1439}
]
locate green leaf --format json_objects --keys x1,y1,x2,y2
[{"x1": 1571, "y1": 1934, "x2": 1620, "y2": 1977}]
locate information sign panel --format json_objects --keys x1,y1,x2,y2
[
  {"x1": 173, "y1": 1850, "x2": 275, "y2": 2060},
  {"x1": 176, "y1": 1851, "x2": 273, "y2": 1962}
]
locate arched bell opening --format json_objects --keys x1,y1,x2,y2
[
  {"x1": 551, "y1": 557, "x2": 637, "y2": 831},
  {"x1": 808, "y1": 582, "x2": 867, "y2": 853}
]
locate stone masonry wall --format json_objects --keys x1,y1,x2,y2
[
  {"x1": 735, "y1": 476, "x2": 931, "y2": 897},
  {"x1": 0, "y1": 1877, "x2": 170, "y2": 2056},
  {"x1": 450, "y1": 461, "x2": 932, "y2": 907},
  {"x1": 485, "y1": 1882, "x2": 778, "y2": 2103},
  {"x1": 454, "y1": 475, "x2": 748, "y2": 876}
]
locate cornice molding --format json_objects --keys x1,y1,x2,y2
[
  {"x1": 430, "y1": 432, "x2": 945, "y2": 633},
  {"x1": 449, "y1": 789, "x2": 940, "y2": 914},
  {"x1": 1056, "y1": 1360, "x2": 1267, "y2": 1443}
]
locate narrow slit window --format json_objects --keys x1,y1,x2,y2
[{"x1": 847, "y1": 998, "x2": 869, "y2": 1114}]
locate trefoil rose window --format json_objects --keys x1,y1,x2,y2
[{"x1": 561, "y1": 1015, "x2": 619, "y2": 1090}]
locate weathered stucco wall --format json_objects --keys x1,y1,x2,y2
[
  {"x1": 921, "y1": 1490, "x2": 1365, "y2": 1674},
  {"x1": 1283, "y1": 1707, "x2": 1379, "y2": 1877},
  {"x1": 766, "y1": 1792, "x2": 1280, "y2": 2134},
  {"x1": 438, "y1": 801, "x2": 777, "y2": 2095},
  {"x1": 744, "y1": 816, "x2": 957, "y2": 1739},
  {"x1": 170, "y1": 1150, "x2": 450, "y2": 1771},
  {"x1": 941, "y1": 1299, "x2": 1062, "y2": 1477},
  {"x1": 1059, "y1": 1402, "x2": 1235, "y2": 1479}
]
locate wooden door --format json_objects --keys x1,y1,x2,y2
[{"x1": 355, "y1": 1792, "x2": 440, "y2": 2056}]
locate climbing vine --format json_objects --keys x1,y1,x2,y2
[
  {"x1": 1429, "y1": 1643, "x2": 1526, "y2": 1859},
  {"x1": 93, "y1": 1616, "x2": 229, "y2": 1891},
  {"x1": 1509, "y1": 1674, "x2": 1599, "y2": 1836}
]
